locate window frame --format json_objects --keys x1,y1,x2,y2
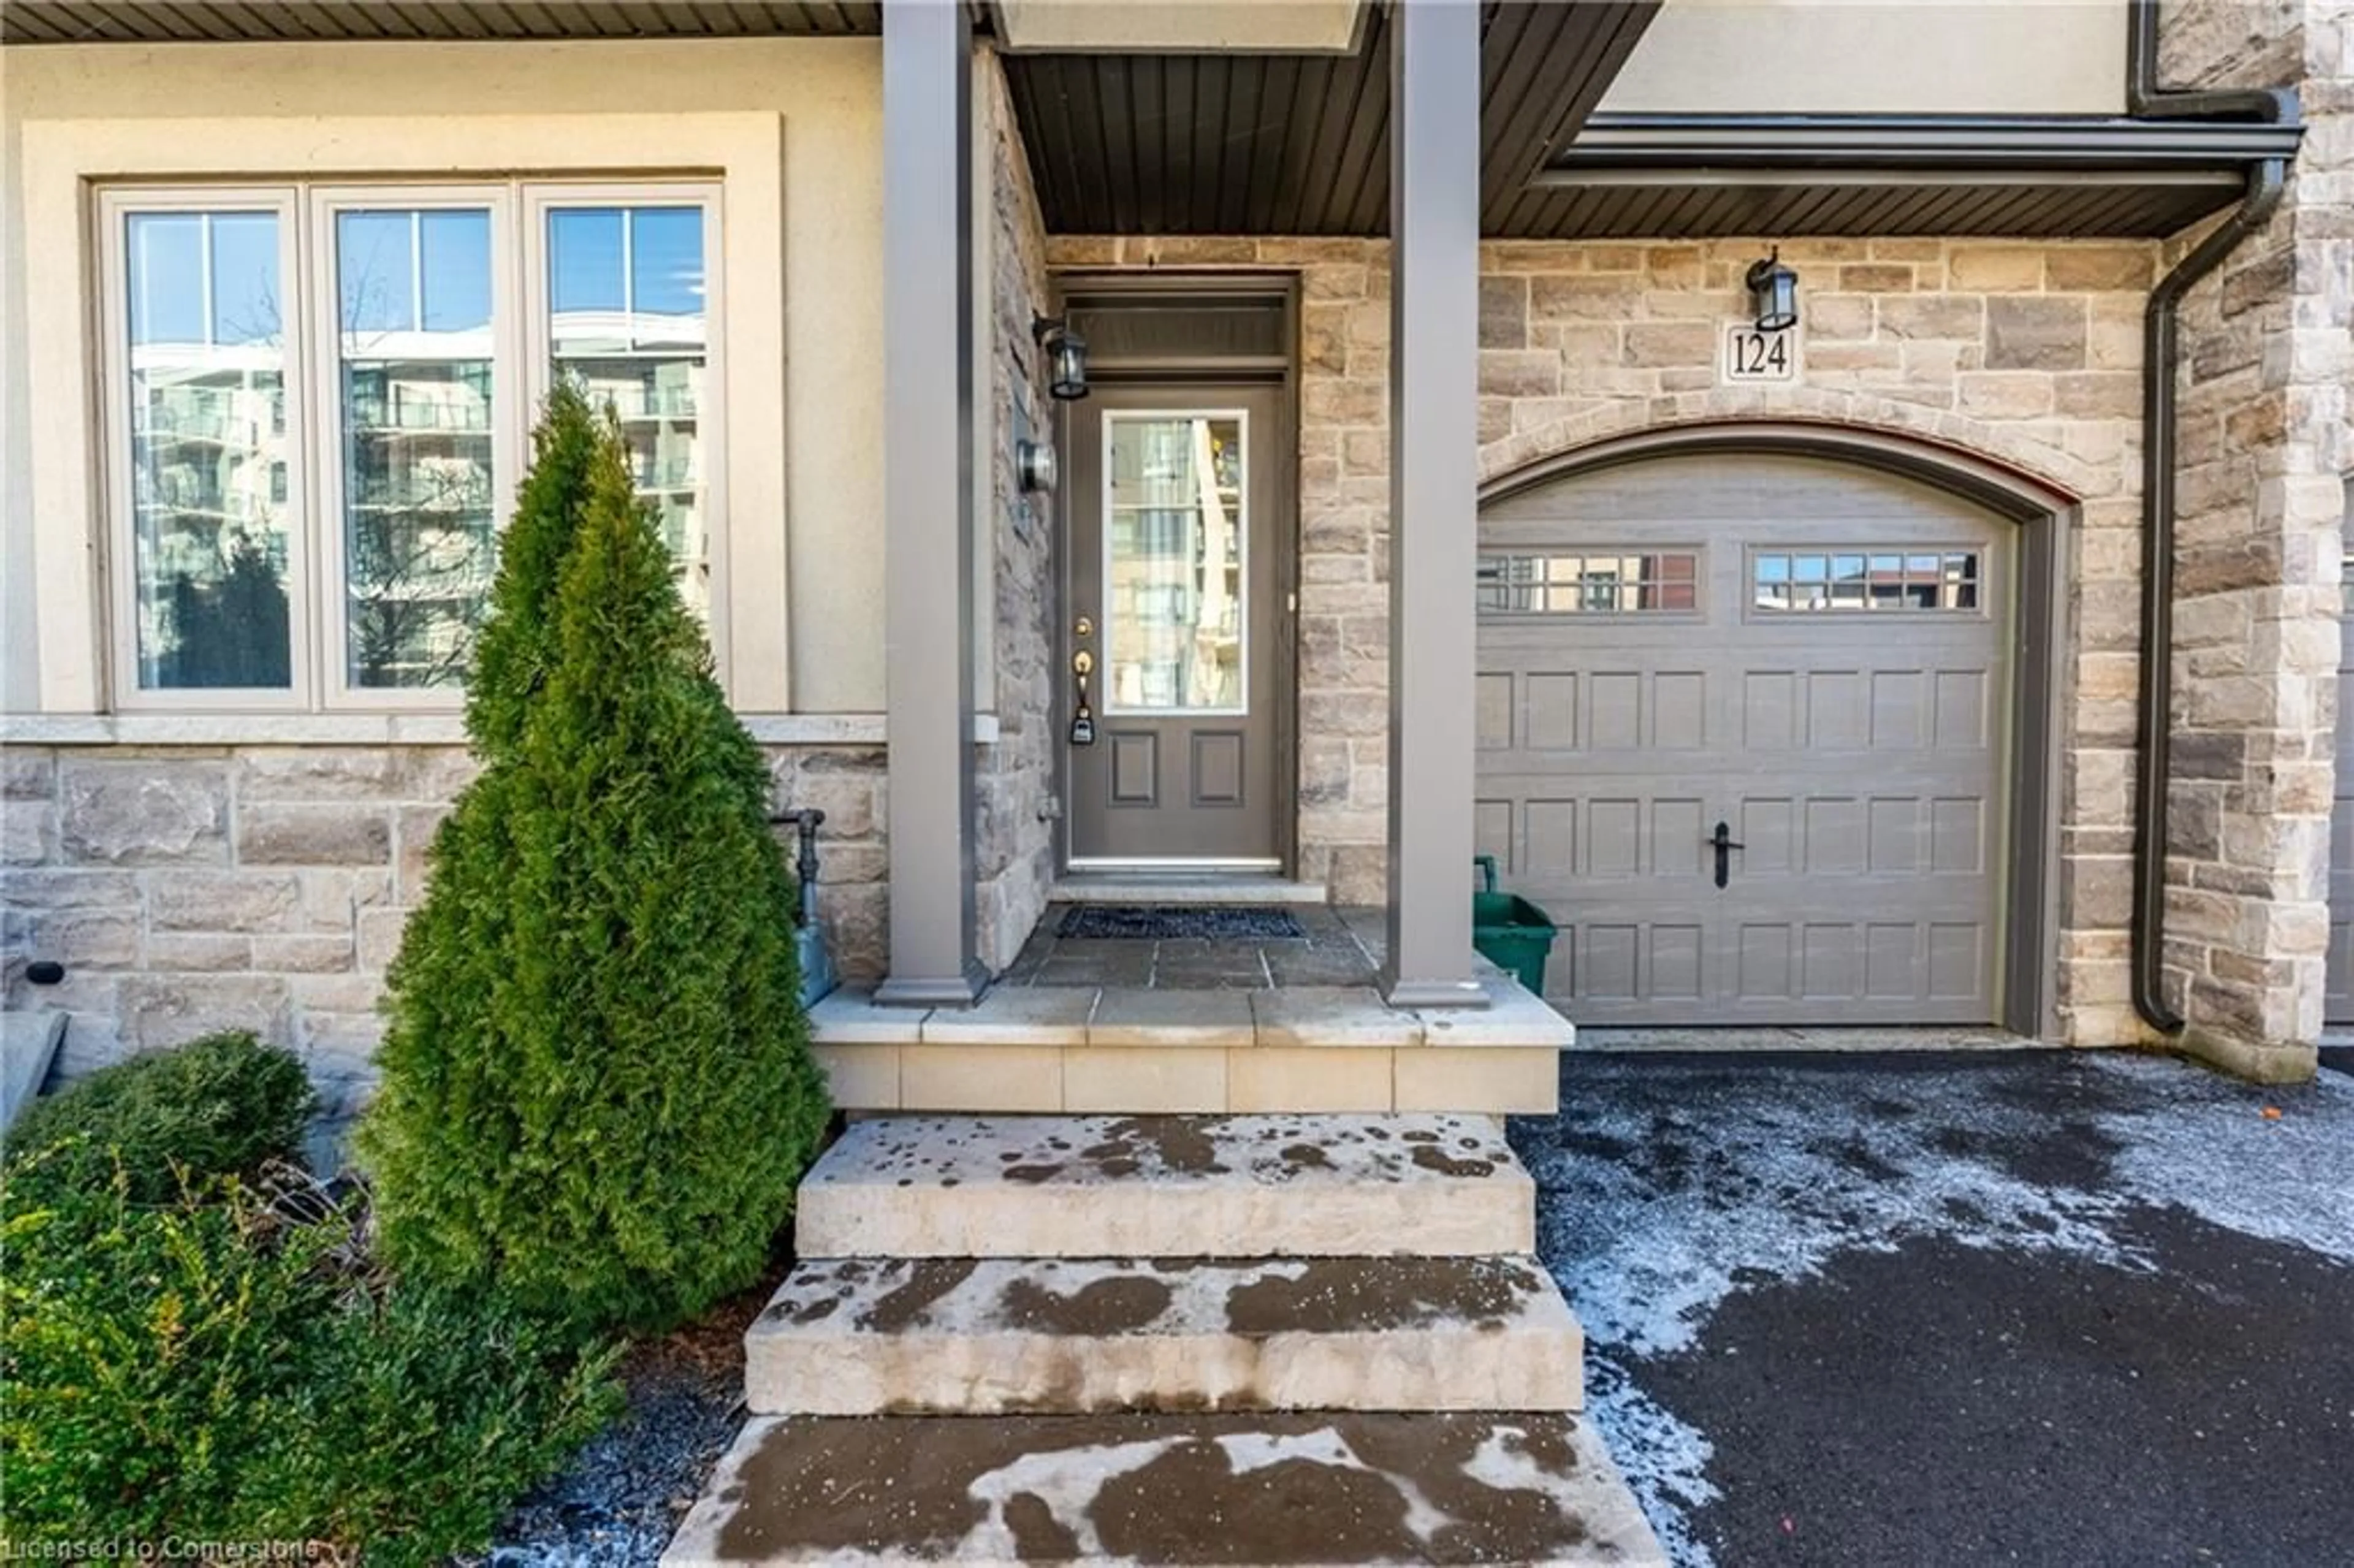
[
  {"x1": 96, "y1": 177, "x2": 724, "y2": 714},
  {"x1": 99, "y1": 185, "x2": 313, "y2": 712}
]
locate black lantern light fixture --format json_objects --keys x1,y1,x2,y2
[
  {"x1": 1034, "y1": 314, "x2": 1090, "y2": 400},
  {"x1": 1751, "y1": 247, "x2": 1798, "y2": 332},
  {"x1": 1744, "y1": 249, "x2": 1800, "y2": 333}
]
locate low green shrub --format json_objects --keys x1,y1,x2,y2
[
  {"x1": 2, "y1": 1037, "x2": 620, "y2": 1561},
  {"x1": 6, "y1": 1030, "x2": 312, "y2": 1203},
  {"x1": 0, "y1": 1145, "x2": 620, "y2": 1564}
]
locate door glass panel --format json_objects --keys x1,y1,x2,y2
[
  {"x1": 123, "y1": 209, "x2": 295, "y2": 690},
  {"x1": 1103, "y1": 413, "x2": 1245, "y2": 712},
  {"x1": 335, "y1": 207, "x2": 497, "y2": 689},
  {"x1": 547, "y1": 204, "x2": 710, "y2": 615}
]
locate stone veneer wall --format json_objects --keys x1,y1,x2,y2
[
  {"x1": 0, "y1": 745, "x2": 890, "y2": 1112},
  {"x1": 972, "y1": 45, "x2": 1059, "y2": 975},
  {"x1": 2152, "y1": 0, "x2": 2352, "y2": 1075},
  {"x1": 1044, "y1": 232, "x2": 2167, "y2": 1046}
]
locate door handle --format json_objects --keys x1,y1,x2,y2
[
  {"x1": 1708, "y1": 820, "x2": 1745, "y2": 889},
  {"x1": 1068, "y1": 642, "x2": 1095, "y2": 747}
]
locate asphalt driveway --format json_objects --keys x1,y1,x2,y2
[{"x1": 1512, "y1": 1050, "x2": 2354, "y2": 1568}]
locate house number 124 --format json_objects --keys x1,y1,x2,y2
[{"x1": 1722, "y1": 322, "x2": 1798, "y2": 384}]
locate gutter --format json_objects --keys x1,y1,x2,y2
[
  {"x1": 1548, "y1": 113, "x2": 2301, "y2": 171},
  {"x1": 2126, "y1": 0, "x2": 2299, "y2": 1036}
]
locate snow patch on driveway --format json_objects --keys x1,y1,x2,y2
[{"x1": 1518, "y1": 1052, "x2": 2354, "y2": 1566}]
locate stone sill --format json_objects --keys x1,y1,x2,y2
[
  {"x1": 1, "y1": 712, "x2": 1000, "y2": 748},
  {"x1": 810, "y1": 1040, "x2": 1560, "y2": 1116},
  {"x1": 812, "y1": 980, "x2": 1575, "y2": 1052}
]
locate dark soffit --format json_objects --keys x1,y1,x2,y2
[
  {"x1": 1000, "y1": 2, "x2": 1663, "y2": 237},
  {"x1": 1, "y1": 1, "x2": 882, "y2": 45},
  {"x1": 1522, "y1": 113, "x2": 2301, "y2": 238}
]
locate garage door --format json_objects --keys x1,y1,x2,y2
[
  {"x1": 2326, "y1": 546, "x2": 2354, "y2": 1024},
  {"x1": 1476, "y1": 452, "x2": 2011, "y2": 1027}
]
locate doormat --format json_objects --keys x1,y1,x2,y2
[{"x1": 1057, "y1": 906, "x2": 1308, "y2": 942}]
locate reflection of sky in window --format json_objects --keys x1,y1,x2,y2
[
  {"x1": 209, "y1": 215, "x2": 280, "y2": 344},
  {"x1": 340, "y1": 210, "x2": 491, "y2": 335},
  {"x1": 421, "y1": 212, "x2": 490, "y2": 332},
  {"x1": 129, "y1": 211, "x2": 281, "y2": 348},
  {"x1": 550, "y1": 210, "x2": 627, "y2": 314},
  {"x1": 129, "y1": 215, "x2": 204, "y2": 346},
  {"x1": 550, "y1": 207, "x2": 704, "y2": 338},
  {"x1": 631, "y1": 208, "x2": 704, "y2": 318},
  {"x1": 339, "y1": 212, "x2": 411, "y2": 333}
]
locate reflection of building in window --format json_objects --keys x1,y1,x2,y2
[
  {"x1": 550, "y1": 206, "x2": 710, "y2": 614},
  {"x1": 1751, "y1": 550, "x2": 1980, "y2": 611},
  {"x1": 335, "y1": 207, "x2": 500, "y2": 690},
  {"x1": 1477, "y1": 552, "x2": 1699, "y2": 614},
  {"x1": 124, "y1": 207, "x2": 295, "y2": 690},
  {"x1": 1105, "y1": 414, "x2": 1244, "y2": 710},
  {"x1": 110, "y1": 188, "x2": 717, "y2": 704}
]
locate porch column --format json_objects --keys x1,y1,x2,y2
[
  {"x1": 1383, "y1": 0, "x2": 1486, "y2": 1008},
  {"x1": 877, "y1": 0, "x2": 986, "y2": 1006}
]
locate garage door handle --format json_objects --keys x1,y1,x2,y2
[{"x1": 1708, "y1": 821, "x2": 1745, "y2": 889}]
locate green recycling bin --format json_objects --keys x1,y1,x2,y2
[{"x1": 1472, "y1": 854, "x2": 1558, "y2": 994}]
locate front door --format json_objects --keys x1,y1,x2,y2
[{"x1": 1065, "y1": 386, "x2": 1287, "y2": 869}]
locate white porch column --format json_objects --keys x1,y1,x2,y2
[
  {"x1": 878, "y1": 0, "x2": 986, "y2": 1006},
  {"x1": 1384, "y1": 0, "x2": 1486, "y2": 1008}
]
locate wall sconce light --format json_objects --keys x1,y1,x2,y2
[
  {"x1": 1016, "y1": 439, "x2": 1059, "y2": 494},
  {"x1": 1745, "y1": 249, "x2": 1800, "y2": 333},
  {"x1": 1034, "y1": 314, "x2": 1090, "y2": 400}
]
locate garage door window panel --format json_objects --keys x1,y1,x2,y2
[
  {"x1": 1478, "y1": 550, "x2": 1700, "y2": 615},
  {"x1": 1751, "y1": 548, "x2": 1981, "y2": 613}
]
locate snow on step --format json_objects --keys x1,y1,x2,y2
[
  {"x1": 660, "y1": 1410, "x2": 1664, "y2": 1567},
  {"x1": 745, "y1": 1254, "x2": 1582, "y2": 1416},
  {"x1": 794, "y1": 1114, "x2": 1534, "y2": 1260}
]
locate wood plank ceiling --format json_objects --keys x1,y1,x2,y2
[
  {"x1": 0, "y1": 1, "x2": 880, "y2": 44},
  {"x1": 1000, "y1": 1, "x2": 1661, "y2": 237}
]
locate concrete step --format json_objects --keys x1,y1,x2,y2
[
  {"x1": 794, "y1": 1114, "x2": 1536, "y2": 1260},
  {"x1": 661, "y1": 1410, "x2": 1664, "y2": 1567},
  {"x1": 745, "y1": 1254, "x2": 1581, "y2": 1416},
  {"x1": 1, "y1": 1008, "x2": 65, "y2": 1130}
]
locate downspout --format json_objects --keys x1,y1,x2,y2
[{"x1": 2126, "y1": 0, "x2": 2298, "y2": 1035}]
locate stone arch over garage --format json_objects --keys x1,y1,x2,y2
[
  {"x1": 1476, "y1": 418, "x2": 2083, "y2": 1040},
  {"x1": 1480, "y1": 387, "x2": 2108, "y2": 506}
]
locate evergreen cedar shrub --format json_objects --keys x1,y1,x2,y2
[
  {"x1": 359, "y1": 384, "x2": 829, "y2": 1338},
  {"x1": 0, "y1": 1045, "x2": 620, "y2": 1563},
  {"x1": 6, "y1": 1030, "x2": 312, "y2": 1204}
]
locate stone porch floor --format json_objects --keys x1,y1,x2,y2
[
  {"x1": 997, "y1": 902, "x2": 1387, "y2": 989},
  {"x1": 804, "y1": 904, "x2": 1571, "y2": 1116}
]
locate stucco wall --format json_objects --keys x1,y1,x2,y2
[
  {"x1": 1047, "y1": 232, "x2": 2163, "y2": 1046},
  {"x1": 1599, "y1": 1, "x2": 2128, "y2": 116},
  {"x1": 0, "y1": 37, "x2": 886, "y2": 716}
]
